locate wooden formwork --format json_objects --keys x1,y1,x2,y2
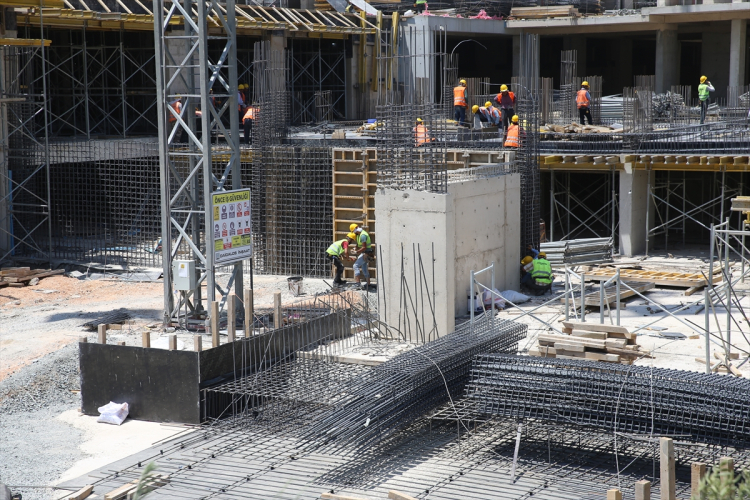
[{"x1": 331, "y1": 148, "x2": 511, "y2": 280}]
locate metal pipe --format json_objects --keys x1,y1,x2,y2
[
  {"x1": 724, "y1": 217, "x2": 731, "y2": 357},
  {"x1": 615, "y1": 268, "x2": 621, "y2": 326},
  {"x1": 599, "y1": 283, "x2": 604, "y2": 324},
  {"x1": 580, "y1": 272, "x2": 586, "y2": 322},
  {"x1": 565, "y1": 268, "x2": 570, "y2": 321},
  {"x1": 705, "y1": 286, "x2": 711, "y2": 374}
]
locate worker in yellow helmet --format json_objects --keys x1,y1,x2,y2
[
  {"x1": 698, "y1": 76, "x2": 714, "y2": 124},
  {"x1": 413, "y1": 117, "x2": 432, "y2": 146},
  {"x1": 326, "y1": 233, "x2": 356, "y2": 286},
  {"x1": 349, "y1": 224, "x2": 374, "y2": 290},
  {"x1": 453, "y1": 79, "x2": 468, "y2": 127},
  {"x1": 504, "y1": 115, "x2": 520, "y2": 148},
  {"x1": 520, "y1": 255, "x2": 534, "y2": 291},
  {"x1": 577, "y1": 81, "x2": 593, "y2": 125},
  {"x1": 494, "y1": 84, "x2": 516, "y2": 131},
  {"x1": 528, "y1": 251, "x2": 553, "y2": 296}
]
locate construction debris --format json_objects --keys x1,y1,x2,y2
[
  {"x1": 560, "y1": 281, "x2": 654, "y2": 307},
  {"x1": 82, "y1": 309, "x2": 133, "y2": 331},
  {"x1": 0, "y1": 267, "x2": 65, "y2": 288},
  {"x1": 530, "y1": 321, "x2": 650, "y2": 364},
  {"x1": 582, "y1": 267, "x2": 721, "y2": 289},
  {"x1": 542, "y1": 122, "x2": 623, "y2": 134},
  {"x1": 540, "y1": 237, "x2": 613, "y2": 267}
]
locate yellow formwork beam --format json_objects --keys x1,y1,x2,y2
[
  {"x1": 540, "y1": 154, "x2": 750, "y2": 172},
  {"x1": 0, "y1": 37, "x2": 51, "y2": 46},
  {"x1": 0, "y1": 0, "x2": 62, "y2": 8}
]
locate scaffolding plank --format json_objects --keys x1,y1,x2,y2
[{"x1": 581, "y1": 268, "x2": 720, "y2": 288}]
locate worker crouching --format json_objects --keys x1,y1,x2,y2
[{"x1": 526, "y1": 251, "x2": 553, "y2": 296}]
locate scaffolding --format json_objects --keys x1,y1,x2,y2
[{"x1": 288, "y1": 39, "x2": 346, "y2": 124}]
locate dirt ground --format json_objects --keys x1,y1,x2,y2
[{"x1": 0, "y1": 276, "x2": 164, "y2": 381}]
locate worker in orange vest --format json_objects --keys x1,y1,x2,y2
[
  {"x1": 413, "y1": 118, "x2": 432, "y2": 146},
  {"x1": 167, "y1": 96, "x2": 184, "y2": 142},
  {"x1": 453, "y1": 79, "x2": 468, "y2": 127},
  {"x1": 504, "y1": 115, "x2": 520, "y2": 148},
  {"x1": 577, "y1": 81, "x2": 593, "y2": 125},
  {"x1": 243, "y1": 103, "x2": 258, "y2": 144},
  {"x1": 494, "y1": 84, "x2": 515, "y2": 131}
]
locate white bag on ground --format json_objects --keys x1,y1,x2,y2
[
  {"x1": 499, "y1": 290, "x2": 530, "y2": 304},
  {"x1": 482, "y1": 288, "x2": 506, "y2": 309},
  {"x1": 97, "y1": 401, "x2": 129, "y2": 425}
]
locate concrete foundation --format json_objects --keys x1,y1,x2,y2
[
  {"x1": 375, "y1": 174, "x2": 520, "y2": 340},
  {"x1": 619, "y1": 169, "x2": 655, "y2": 257}
]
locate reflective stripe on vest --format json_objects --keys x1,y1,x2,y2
[
  {"x1": 359, "y1": 230, "x2": 372, "y2": 249},
  {"x1": 504, "y1": 124, "x2": 519, "y2": 148},
  {"x1": 531, "y1": 259, "x2": 552, "y2": 285},
  {"x1": 576, "y1": 89, "x2": 590, "y2": 109},
  {"x1": 327, "y1": 239, "x2": 346, "y2": 256},
  {"x1": 243, "y1": 107, "x2": 256, "y2": 121},
  {"x1": 488, "y1": 106, "x2": 500, "y2": 124},
  {"x1": 453, "y1": 86, "x2": 467, "y2": 107},
  {"x1": 414, "y1": 124, "x2": 429, "y2": 145}
]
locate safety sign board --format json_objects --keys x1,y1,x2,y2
[{"x1": 211, "y1": 189, "x2": 252, "y2": 265}]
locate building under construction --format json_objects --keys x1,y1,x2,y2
[{"x1": 2, "y1": 0, "x2": 750, "y2": 497}]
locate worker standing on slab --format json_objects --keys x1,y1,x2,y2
[
  {"x1": 237, "y1": 84, "x2": 246, "y2": 125},
  {"x1": 504, "y1": 115, "x2": 520, "y2": 148},
  {"x1": 243, "y1": 103, "x2": 258, "y2": 144},
  {"x1": 453, "y1": 79, "x2": 468, "y2": 127},
  {"x1": 494, "y1": 84, "x2": 515, "y2": 131},
  {"x1": 413, "y1": 118, "x2": 432, "y2": 146},
  {"x1": 698, "y1": 75, "x2": 715, "y2": 125},
  {"x1": 350, "y1": 223, "x2": 374, "y2": 290},
  {"x1": 528, "y1": 251, "x2": 553, "y2": 296},
  {"x1": 326, "y1": 234, "x2": 355, "y2": 286},
  {"x1": 413, "y1": 0, "x2": 427, "y2": 13},
  {"x1": 577, "y1": 81, "x2": 593, "y2": 125}
]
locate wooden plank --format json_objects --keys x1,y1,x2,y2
[
  {"x1": 104, "y1": 480, "x2": 138, "y2": 500},
  {"x1": 529, "y1": 349, "x2": 556, "y2": 358},
  {"x1": 539, "y1": 333, "x2": 607, "y2": 349},
  {"x1": 553, "y1": 342, "x2": 585, "y2": 352},
  {"x1": 560, "y1": 282, "x2": 655, "y2": 307},
  {"x1": 321, "y1": 493, "x2": 369, "y2": 500},
  {"x1": 585, "y1": 351, "x2": 620, "y2": 362},
  {"x1": 65, "y1": 485, "x2": 93, "y2": 500},
  {"x1": 562, "y1": 321, "x2": 631, "y2": 334},
  {"x1": 581, "y1": 268, "x2": 719, "y2": 288},
  {"x1": 556, "y1": 349, "x2": 585, "y2": 358},
  {"x1": 389, "y1": 491, "x2": 419, "y2": 500},
  {"x1": 570, "y1": 330, "x2": 607, "y2": 340},
  {"x1": 684, "y1": 285, "x2": 703, "y2": 296}
]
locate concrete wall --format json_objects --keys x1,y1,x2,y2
[
  {"x1": 375, "y1": 174, "x2": 520, "y2": 340},
  {"x1": 702, "y1": 30, "x2": 731, "y2": 100},
  {"x1": 619, "y1": 169, "x2": 655, "y2": 256}
]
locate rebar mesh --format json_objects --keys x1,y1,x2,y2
[{"x1": 465, "y1": 354, "x2": 750, "y2": 447}]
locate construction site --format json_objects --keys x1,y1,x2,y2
[{"x1": 2, "y1": 0, "x2": 750, "y2": 497}]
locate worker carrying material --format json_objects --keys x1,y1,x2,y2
[
  {"x1": 243, "y1": 103, "x2": 258, "y2": 144},
  {"x1": 527, "y1": 251, "x2": 553, "y2": 296},
  {"x1": 504, "y1": 115, "x2": 520, "y2": 148},
  {"x1": 576, "y1": 81, "x2": 593, "y2": 126},
  {"x1": 698, "y1": 75, "x2": 715, "y2": 125},
  {"x1": 350, "y1": 223, "x2": 374, "y2": 290},
  {"x1": 453, "y1": 79, "x2": 468, "y2": 127},
  {"x1": 494, "y1": 84, "x2": 516, "y2": 130},
  {"x1": 413, "y1": 0, "x2": 426, "y2": 13},
  {"x1": 326, "y1": 234, "x2": 355, "y2": 286},
  {"x1": 413, "y1": 118, "x2": 433, "y2": 146}
]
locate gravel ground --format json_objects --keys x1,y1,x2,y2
[{"x1": 0, "y1": 343, "x2": 84, "y2": 500}]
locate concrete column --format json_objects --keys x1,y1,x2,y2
[
  {"x1": 655, "y1": 28, "x2": 680, "y2": 93},
  {"x1": 165, "y1": 37, "x2": 190, "y2": 95},
  {"x1": 0, "y1": 48, "x2": 9, "y2": 255},
  {"x1": 619, "y1": 168, "x2": 655, "y2": 257},
  {"x1": 512, "y1": 35, "x2": 520, "y2": 78},
  {"x1": 702, "y1": 31, "x2": 731, "y2": 100},
  {"x1": 564, "y1": 36, "x2": 587, "y2": 77},
  {"x1": 619, "y1": 38, "x2": 633, "y2": 88},
  {"x1": 730, "y1": 19, "x2": 747, "y2": 88}
]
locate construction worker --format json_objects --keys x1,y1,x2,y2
[
  {"x1": 524, "y1": 243, "x2": 539, "y2": 259},
  {"x1": 413, "y1": 0, "x2": 427, "y2": 13},
  {"x1": 326, "y1": 233, "x2": 355, "y2": 286},
  {"x1": 350, "y1": 223, "x2": 374, "y2": 290},
  {"x1": 494, "y1": 84, "x2": 515, "y2": 130},
  {"x1": 453, "y1": 79, "x2": 468, "y2": 127},
  {"x1": 698, "y1": 75, "x2": 715, "y2": 125},
  {"x1": 577, "y1": 81, "x2": 593, "y2": 125},
  {"x1": 413, "y1": 118, "x2": 432, "y2": 146},
  {"x1": 520, "y1": 256, "x2": 534, "y2": 290},
  {"x1": 504, "y1": 115, "x2": 520, "y2": 148},
  {"x1": 528, "y1": 251, "x2": 553, "y2": 296},
  {"x1": 168, "y1": 96, "x2": 184, "y2": 142},
  {"x1": 237, "y1": 84, "x2": 246, "y2": 124},
  {"x1": 243, "y1": 103, "x2": 258, "y2": 144}
]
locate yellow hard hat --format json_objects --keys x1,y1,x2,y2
[
  {"x1": 484, "y1": 101, "x2": 492, "y2": 108},
  {"x1": 500, "y1": 84, "x2": 508, "y2": 92},
  {"x1": 416, "y1": 117, "x2": 423, "y2": 123},
  {"x1": 538, "y1": 251, "x2": 546, "y2": 258},
  {"x1": 581, "y1": 81, "x2": 589, "y2": 87},
  {"x1": 521, "y1": 256, "x2": 533, "y2": 265},
  {"x1": 460, "y1": 79, "x2": 467, "y2": 86},
  {"x1": 347, "y1": 232, "x2": 357, "y2": 240},
  {"x1": 700, "y1": 75, "x2": 707, "y2": 83},
  {"x1": 512, "y1": 115, "x2": 519, "y2": 123},
  {"x1": 472, "y1": 105, "x2": 479, "y2": 114},
  {"x1": 349, "y1": 223, "x2": 358, "y2": 232}
]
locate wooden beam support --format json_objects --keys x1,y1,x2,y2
[
  {"x1": 194, "y1": 335, "x2": 202, "y2": 352},
  {"x1": 211, "y1": 301, "x2": 220, "y2": 348},
  {"x1": 634, "y1": 480, "x2": 651, "y2": 500},
  {"x1": 227, "y1": 292, "x2": 236, "y2": 343},
  {"x1": 142, "y1": 330, "x2": 150, "y2": 348},
  {"x1": 607, "y1": 489, "x2": 623, "y2": 500},
  {"x1": 388, "y1": 491, "x2": 419, "y2": 500},
  {"x1": 691, "y1": 462, "x2": 706, "y2": 498},
  {"x1": 97, "y1": 324, "x2": 107, "y2": 344},
  {"x1": 273, "y1": 291, "x2": 282, "y2": 329},
  {"x1": 244, "y1": 288, "x2": 253, "y2": 338},
  {"x1": 660, "y1": 437, "x2": 676, "y2": 500}
]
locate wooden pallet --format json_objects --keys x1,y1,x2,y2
[
  {"x1": 0, "y1": 267, "x2": 64, "y2": 287},
  {"x1": 530, "y1": 321, "x2": 650, "y2": 365},
  {"x1": 510, "y1": 5, "x2": 580, "y2": 18},
  {"x1": 560, "y1": 281, "x2": 654, "y2": 307},
  {"x1": 581, "y1": 267, "x2": 720, "y2": 289}
]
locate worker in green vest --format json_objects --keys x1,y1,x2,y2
[
  {"x1": 528, "y1": 251, "x2": 553, "y2": 296},
  {"x1": 350, "y1": 223, "x2": 374, "y2": 290},
  {"x1": 326, "y1": 233, "x2": 355, "y2": 286},
  {"x1": 698, "y1": 75, "x2": 715, "y2": 125},
  {"x1": 413, "y1": 0, "x2": 427, "y2": 14}
]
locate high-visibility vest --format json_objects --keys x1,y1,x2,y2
[
  {"x1": 531, "y1": 258, "x2": 552, "y2": 285},
  {"x1": 576, "y1": 89, "x2": 590, "y2": 109},
  {"x1": 487, "y1": 106, "x2": 500, "y2": 124},
  {"x1": 168, "y1": 101, "x2": 181, "y2": 123},
  {"x1": 326, "y1": 239, "x2": 347, "y2": 257},
  {"x1": 243, "y1": 107, "x2": 257, "y2": 121},
  {"x1": 414, "y1": 124, "x2": 429, "y2": 145},
  {"x1": 496, "y1": 91, "x2": 515, "y2": 109},
  {"x1": 504, "y1": 124, "x2": 519, "y2": 148},
  {"x1": 453, "y1": 86, "x2": 467, "y2": 107},
  {"x1": 358, "y1": 229, "x2": 372, "y2": 249},
  {"x1": 698, "y1": 83, "x2": 711, "y2": 101}
]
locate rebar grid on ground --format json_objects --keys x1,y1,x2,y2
[{"x1": 465, "y1": 354, "x2": 750, "y2": 448}]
